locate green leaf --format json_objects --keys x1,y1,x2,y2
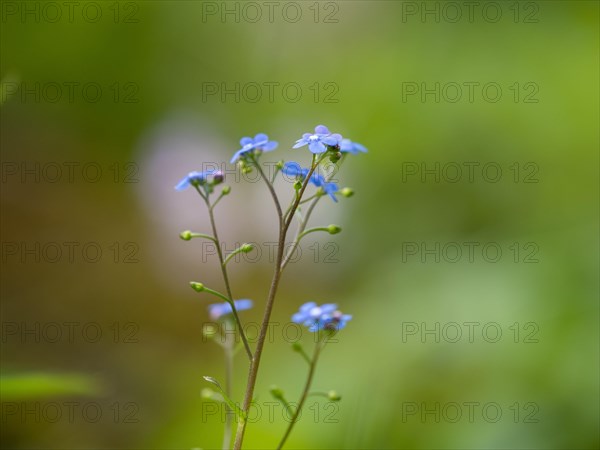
[{"x1": 202, "y1": 376, "x2": 245, "y2": 420}]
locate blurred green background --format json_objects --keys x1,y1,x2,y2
[{"x1": 1, "y1": 1, "x2": 598, "y2": 448}]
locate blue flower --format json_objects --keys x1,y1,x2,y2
[
  {"x1": 292, "y1": 302, "x2": 352, "y2": 332},
  {"x1": 208, "y1": 299, "x2": 253, "y2": 321},
  {"x1": 282, "y1": 162, "x2": 339, "y2": 202},
  {"x1": 282, "y1": 161, "x2": 310, "y2": 179},
  {"x1": 231, "y1": 133, "x2": 278, "y2": 163},
  {"x1": 340, "y1": 138, "x2": 368, "y2": 155},
  {"x1": 175, "y1": 170, "x2": 222, "y2": 191},
  {"x1": 293, "y1": 125, "x2": 342, "y2": 154},
  {"x1": 310, "y1": 173, "x2": 339, "y2": 202}
]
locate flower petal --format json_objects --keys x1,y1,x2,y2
[
  {"x1": 230, "y1": 149, "x2": 247, "y2": 164},
  {"x1": 315, "y1": 125, "x2": 329, "y2": 135},
  {"x1": 262, "y1": 140, "x2": 278, "y2": 151},
  {"x1": 293, "y1": 141, "x2": 307, "y2": 149},
  {"x1": 353, "y1": 142, "x2": 368, "y2": 153},
  {"x1": 240, "y1": 137, "x2": 253, "y2": 146},
  {"x1": 309, "y1": 141, "x2": 327, "y2": 154},
  {"x1": 254, "y1": 133, "x2": 268, "y2": 144},
  {"x1": 322, "y1": 135, "x2": 340, "y2": 146},
  {"x1": 174, "y1": 176, "x2": 190, "y2": 191}
]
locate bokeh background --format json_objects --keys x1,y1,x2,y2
[{"x1": 1, "y1": 1, "x2": 598, "y2": 449}]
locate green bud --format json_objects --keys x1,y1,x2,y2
[
  {"x1": 327, "y1": 225, "x2": 342, "y2": 235},
  {"x1": 180, "y1": 230, "x2": 193, "y2": 241},
  {"x1": 275, "y1": 160, "x2": 284, "y2": 170},
  {"x1": 242, "y1": 166, "x2": 253, "y2": 175},
  {"x1": 329, "y1": 152, "x2": 343, "y2": 163},
  {"x1": 293, "y1": 180, "x2": 303, "y2": 191},
  {"x1": 190, "y1": 282, "x2": 205, "y2": 292},
  {"x1": 327, "y1": 390, "x2": 341, "y2": 401},
  {"x1": 341, "y1": 187, "x2": 354, "y2": 198},
  {"x1": 222, "y1": 185, "x2": 231, "y2": 195},
  {"x1": 240, "y1": 243, "x2": 254, "y2": 253},
  {"x1": 315, "y1": 187, "x2": 325, "y2": 197},
  {"x1": 269, "y1": 385, "x2": 284, "y2": 398},
  {"x1": 291, "y1": 341, "x2": 303, "y2": 352}
]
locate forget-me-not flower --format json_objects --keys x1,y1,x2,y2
[
  {"x1": 293, "y1": 125, "x2": 342, "y2": 154},
  {"x1": 208, "y1": 299, "x2": 253, "y2": 321},
  {"x1": 340, "y1": 138, "x2": 368, "y2": 155},
  {"x1": 231, "y1": 133, "x2": 278, "y2": 164},
  {"x1": 175, "y1": 170, "x2": 223, "y2": 191},
  {"x1": 282, "y1": 162, "x2": 339, "y2": 202},
  {"x1": 310, "y1": 173, "x2": 339, "y2": 202},
  {"x1": 292, "y1": 302, "x2": 352, "y2": 332}
]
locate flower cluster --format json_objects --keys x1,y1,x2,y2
[
  {"x1": 175, "y1": 123, "x2": 365, "y2": 449},
  {"x1": 292, "y1": 302, "x2": 353, "y2": 332},
  {"x1": 230, "y1": 133, "x2": 278, "y2": 163},
  {"x1": 282, "y1": 162, "x2": 339, "y2": 201},
  {"x1": 175, "y1": 169, "x2": 224, "y2": 191},
  {"x1": 293, "y1": 125, "x2": 342, "y2": 154}
]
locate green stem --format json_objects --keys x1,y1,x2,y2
[
  {"x1": 196, "y1": 187, "x2": 253, "y2": 361},
  {"x1": 186, "y1": 232, "x2": 218, "y2": 243},
  {"x1": 280, "y1": 158, "x2": 339, "y2": 272},
  {"x1": 297, "y1": 227, "x2": 331, "y2": 241},
  {"x1": 223, "y1": 245, "x2": 252, "y2": 267},
  {"x1": 251, "y1": 155, "x2": 283, "y2": 227},
  {"x1": 222, "y1": 327, "x2": 234, "y2": 450},
  {"x1": 233, "y1": 156, "x2": 321, "y2": 450},
  {"x1": 277, "y1": 341, "x2": 325, "y2": 449}
]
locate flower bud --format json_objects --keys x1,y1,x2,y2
[
  {"x1": 327, "y1": 390, "x2": 341, "y2": 401},
  {"x1": 269, "y1": 385, "x2": 284, "y2": 399},
  {"x1": 293, "y1": 180, "x2": 303, "y2": 191},
  {"x1": 341, "y1": 187, "x2": 354, "y2": 198},
  {"x1": 327, "y1": 225, "x2": 342, "y2": 235},
  {"x1": 222, "y1": 185, "x2": 231, "y2": 195},
  {"x1": 180, "y1": 230, "x2": 193, "y2": 241},
  {"x1": 291, "y1": 341, "x2": 303, "y2": 352},
  {"x1": 329, "y1": 152, "x2": 343, "y2": 163},
  {"x1": 190, "y1": 282, "x2": 205, "y2": 292},
  {"x1": 240, "y1": 243, "x2": 254, "y2": 253},
  {"x1": 242, "y1": 166, "x2": 253, "y2": 175},
  {"x1": 275, "y1": 160, "x2": 284, "y2": 170},
  {"x1": 213, "y1": 171, "x2": 224, "y2": 184}
]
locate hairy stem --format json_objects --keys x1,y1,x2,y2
[
  {"x1": 277, "y1": 340, "x2": 324, "y2": 449},
  {"x1": 197, "y1": 187, "x2": 253, "y2": 360},
  {"x1": 222, "y1": 330, "x2": 234, "y2": 450},
  {"x1": 233, "y1": 158, "x2": 319, "y2": 449}
]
